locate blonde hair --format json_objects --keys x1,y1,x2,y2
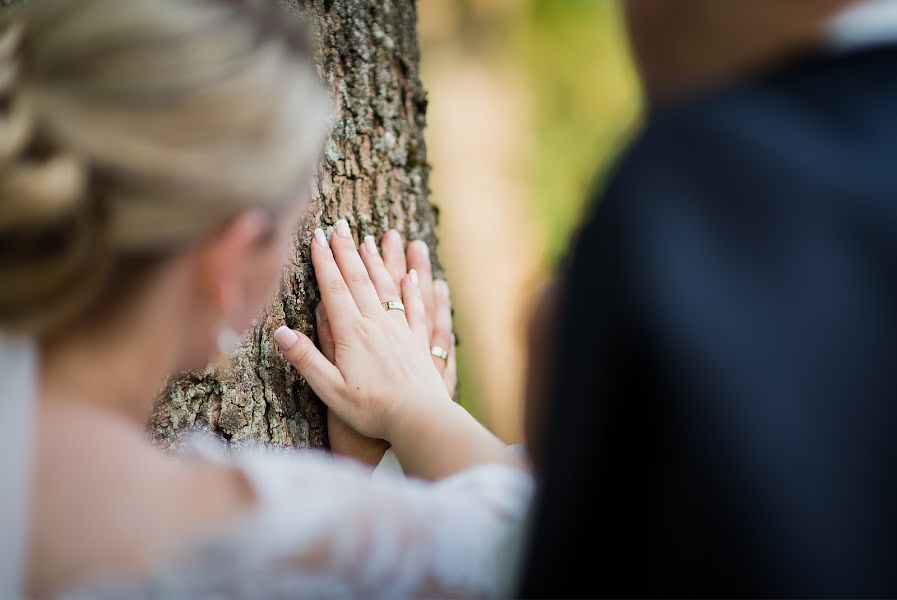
[{"x1": 0, "y1": 0, "x2": 330, "y2": 338}]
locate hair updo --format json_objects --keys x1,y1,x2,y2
[{"x1": 0, "y1": 0, "x2": 330, "y2": 339}]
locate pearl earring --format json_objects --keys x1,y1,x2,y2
[{"x1": 217, "y1": 326, "x2": 242, "y2": 356}]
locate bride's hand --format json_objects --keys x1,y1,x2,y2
[
  {"x1": 274, "y1": 220, "x2": 451, "y2": 441},
  {"x1": 319, "y1": 230, "x2": 457, "y2": 465}
]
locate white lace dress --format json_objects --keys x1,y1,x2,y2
[{"x1": 62, "y1": 438, "x2": 533, "y2": 599}]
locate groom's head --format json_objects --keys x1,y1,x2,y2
[{"x1": 624, "y1": 0, "x2": 856, "y2": 106}]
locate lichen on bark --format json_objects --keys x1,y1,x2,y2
[{"x1": 149, "y1": 0, "x2": 441, "y2": 450}]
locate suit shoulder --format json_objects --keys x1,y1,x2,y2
[{"x1": 613, "y1": 47, "x2": 897, "y2": 201}]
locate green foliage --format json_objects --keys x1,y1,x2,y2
[{"x1": 518, "y1": 0, "x2": 642, "y2": 260}]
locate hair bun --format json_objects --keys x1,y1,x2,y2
[
  {"x1": 0, "y1": 18, "x2": 88, "y2": 231},
  {"x1": 0, "y1": 153, "x2": 87, "y2": 229},
  {"x1": 0, "y1": 21, "x2": 22, "y2": 91},
  {"x1": 0, "y1": 16, "x2": 99, "y2": 336},
  {"x1": 1, "y1": 19, "x2": 90, "y2": 227}
]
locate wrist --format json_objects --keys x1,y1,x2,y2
[
  {"x1": 383, "y1": 391, "x2": 456, "y2": 446},
  {"x1": 384, "y1": 396, "x2": 519, "y2": 481}
]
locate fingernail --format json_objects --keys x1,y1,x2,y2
[
  {"x1": 410, "y1": 269, "x2": 419, "y2": 286},
  {"x1": 335, "y1": 219, "x2": 351, "y2": 238},
  {"x1": 313, "y1": 228, "x2": 327, "y2": 247},
  {"x1": 435, "y1": 280, "x2": 449, "y2": 298},
  {"x1": 413, "y1": 240, "x2": 430, "y2": 257},
  {"x1": 315, "y1": 303, "x2": 328, "y2": 322},
  {"x1": 274, "y1": 326, "x2": 299, "y2": 351},
  {"x1": 364, "y1": 235, "x2": 378, "y2": 254}
]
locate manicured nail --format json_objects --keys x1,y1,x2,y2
[
  {"x1": 435, "y1": 279, "x2": 449, "y2": 298},
  {"x1": 313, "y1": 228, "x2": 327, "y2": 247},
  {"x1": 412, "y1": 240, "x2": 429, "y2": 257},
  {"x1": 364, "y1": 235, "x2": 378, "y2": 254},
  {"x1": 315, "y1": 303, "x2": 328, "y2": 322},
  {"x1": 335, "y1": 219, "x2": 351, "y2": 237},
  {"x1": 410, "y1": 269, "x2": 419, "y2": 286},
  {"x1": 274, "y1": 326, "x2": 299, "y2": 351}
]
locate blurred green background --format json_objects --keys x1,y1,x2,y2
[
  {"x1": 520, "y1": 0, "x2": 643, "y2": 259},
  {"x1": 419, "y1": 0, "x2": 643, "y2": 440}
]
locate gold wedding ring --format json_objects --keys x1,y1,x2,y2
[
  {"x1": 382, "y1": 300, "x2": 405, "y2": 313},
  {"x1": 430, "y1": 345, "x2": 449, "y2": 362}
]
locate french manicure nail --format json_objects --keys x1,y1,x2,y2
[
  {"x1": 335, "y1": 219, "x2": 351, "y2": 237},
  {"x1": 410, "y1": 269, "x2": 419, "y2": 286},
  {"x1": 314, "y1": 228, "x2": 327, "y2": 247},
  {"x1": 413, "y1": 240, "x2": 430, "y2": 257},
  {"x1": 364, "y1": 235, "x2": 378, "y2": 254},
  {"x1": 274, "y1": 326, "x2": 299, "y2": 351}
]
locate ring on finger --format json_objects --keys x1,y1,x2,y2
[
  {"x1": 430, "y1": 345, "x2": 449, "y2": 362},
  {"x1": 382, "y1": 300, "x2": 406, "y2": 313}
]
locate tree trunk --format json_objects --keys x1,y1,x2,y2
[{"x1": 149, "y1": 0, "x2": 438, "y2": 450}]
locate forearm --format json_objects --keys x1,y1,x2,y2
[{"x1": 387, "y1": 397, "x2": 525, "y2": 481}]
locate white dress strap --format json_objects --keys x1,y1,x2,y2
[{"x1": 0, "y1": 335, "x2": 36, "y2": 600}]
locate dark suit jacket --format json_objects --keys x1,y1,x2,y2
[{"x1": 519, "y1": 44, "x2": 897, "y2": 598}]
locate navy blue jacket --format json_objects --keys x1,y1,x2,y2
[{"x1": 520, "y1": 44, "x2": 897, "y2": 598}]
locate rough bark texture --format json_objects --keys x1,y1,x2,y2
[{"x1": 148, "y1": 0, "x2": 439, "y2": 450}]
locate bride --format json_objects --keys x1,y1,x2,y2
[{"x1": 0, "y1": 0, "x2": 530, "y2": 597}]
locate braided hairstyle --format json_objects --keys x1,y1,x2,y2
[{"x1": 0, "y1": 0, "x2": 329, "y2": 339}]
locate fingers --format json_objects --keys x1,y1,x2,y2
[
  {"x1": 311, "y1": 227, "x2": 361, "y2": 333},
  {"x1": 430, "y1": 279, "x2": 454, "y2": 376},
  {"x1": 360, "y1": 234, "x2": 405, "y2": 323},
  {"x1": 274, "y1": 326, "x2": 343, "y2": 398},
  {"x1": 401, "y1": 270, "x2": 429, "y2": 349},
  {"x1": 315, "y1": 303, "x2": 336, "y2": 362},
  {"x1": 381, "y1": 229, "x2": 407, "y2": 290},
  {"x1": 328, "y1": 219, "x2": 384, "y2": 318},
  {"x1": 407, "y1": 240, "x2": 435, "y2": 337}
]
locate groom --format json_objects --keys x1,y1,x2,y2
[{"x1": 521, "y1": 0, "x2": 897, "y2": 597}]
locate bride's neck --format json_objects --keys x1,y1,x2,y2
[{"x1": 40, "y1": 317, "x2": 180, "y2": 423}]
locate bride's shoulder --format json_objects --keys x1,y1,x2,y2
[
  {"x1": 30, "y1": 408, "x2": 252, "y2": 597},
  {"x1": 29, "y1": 408, "x2": 382, "y2": 597}
]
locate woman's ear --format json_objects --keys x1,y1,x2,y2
[{"x1": 194, "y1": 209, "x2": 273, "y2": 326}]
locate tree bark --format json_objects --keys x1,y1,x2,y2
[{"x1": 149, "y1": 0, "x2": 439, "y2": 450}]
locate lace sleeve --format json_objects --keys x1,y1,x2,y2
[{"x1": 66, "y1": 443, "x2": 533, "y2": 599}]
